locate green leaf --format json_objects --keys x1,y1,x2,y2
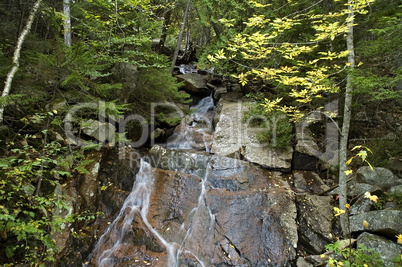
[{"x1": 5, "y1": 246, "x2": 14, "y2": 258}]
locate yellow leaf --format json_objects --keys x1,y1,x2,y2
[
  {"x1": 363, "y1": 220, "x2": 369, "y2": 228},
  {"x1": 345, "y1": 203, "x2": 350, "y2": 209},
  {"x1": 369, "y1": 195, "x2": 378, "y2": 202},
  {"x1": 344, "y1": 170, "x2": 353, "y2": 175},
  {"x1": 333, "y1": 207, "x2": 345, "y2": 216},
  {"x1": 346, "y1": 158, "x2": 353, "y2": 165},
  {"x1": 367, "y1": 161, "x2": 373, "y2": 170},
  {"x1": 396, "y1": 234, "x2": 402, "y2": 244}
]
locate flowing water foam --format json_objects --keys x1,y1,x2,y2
[
  {"x1": 86, "y1": 160, "x2": 177, "y2": 266},
  {"x1": 87, "y1": 95, "x2": 216, "y2": 266}
]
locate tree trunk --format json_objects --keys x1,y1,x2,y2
[
  {"x1": 171, "y1": 0, "x2": 191, "y2": 71},
  {"x1": 0, "y1": 0, "x2": 42, "y2": 123},
  {"x1": 158, "y1": 7, "x2": 172, "y2": 52},
  {"x1": 63, "y1": 0, "x2": 72, "y2": 46},
  {"x1": 338, "y1": 0, "x2": 355, "y2": 236}
]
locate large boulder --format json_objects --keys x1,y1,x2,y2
[
  {"x1": 294, "y1": 113, "x2": 338, "y2": 169},
  {"x1": 205, "y1": 189, "x2": 297, "y2": 266},
  {"x1": 81, "y1": 119, "x2": 116, "y2": 144},
  {"x1": 357, "y1": 232, "x2": 402, "y2": 266},
  {"x1": 296, "y1": 195, "x2": 335, "y2": 254},
  {"x1": 356, "y1": 166, "x2": 401, "y2": 190},
  {"x1": 211, "y1": 95, "x2": 293, "y2": 171},
  {"x1": 349, "y1": 210, "x2": 402, "y2": 236},
  {"x1": 176, "y1": 73, "x2": 211, "y2": 96}
]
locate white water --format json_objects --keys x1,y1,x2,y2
[
  {"x1": 86, "y1": 160, "x2": 177, "y2": 266},
  {"x1": 167, "y1": 95, "x2": 215, "y2": 151},
  {"x1": 174, "y1": 164, "x2": 215, "y2": 267},
  {"x1": 88, "y1": 96, "x2": 216, "y2": 266},
  {"x1": 191, "y1": 95, "x2": 215, "y2": 123}
]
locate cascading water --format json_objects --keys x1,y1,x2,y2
[
  {"x1": 176, "y1": 163, "x2": 215, "y2": 267},
  {"x1": 167, "y1": 95, "x2": 215, "y2": 151},
  {"x1": 85, "y1": 88, "x2": 300, "y2": 266},
  {"x1": 85, "y1": 160, "x2": 177, "y2": 266},
  {"x1": 86, "y1": 95, "x2": 217, "y2": 267},
  {"x1": 85, "y1": 92, "x2": 298, "y2": 266}
]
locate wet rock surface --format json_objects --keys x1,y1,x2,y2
[
  {"x1": 58, "y1": 86, "x2": 401, "y2": 267},
  {"x1": 146, "y1": 146, "x2": 298, "y2": 266},
  {"x1": 296, "y1": 195, "x2": 336, "y2": 254}
]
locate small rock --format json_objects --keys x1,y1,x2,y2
[
  {"x1": 296, "y1": 257, "x2": 313, "y2": 267},
  {"x1": 388, "y1": 184, "x2": 402, "y2": 195},
  {"x1": 389, "y1": 157, "x2": 402, "y2": 177},
  {"x1": 293, "y1": 171, "x2": 330, "y2": 194},
  {"x1": 81, "y1": 119, "x2": 116, "y2": 144},
  {"x1": 331, "y1": 180, "x2": 382, "y2": 197},
  {"x1": 349, "y1": 195, "x2": 373, "y2": 215},
  {"x1": 176, "y1": 73, "x2": 211, "y2": 96}
]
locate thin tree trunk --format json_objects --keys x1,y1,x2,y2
[
  {"x1": 171, "y1": 0, "x2": 191, "y2": 71},
  {"x1": 0, "y1": 0, "x2": 42, "y2": 123},
  {"x1": 63, "y1": 0, "x2": 72, "y2": 46},
  {"x1": 158, "y1": 7, "x2": 172, "y2": 52},
  {"x1": 339, "y1": 0, "x2": 355, "y2": 236}
]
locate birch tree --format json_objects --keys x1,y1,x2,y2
[
  {"x1": 0, "y1": 0, "x2": 43, "y2": 123},
  {"x1": 64, "y1": 0, "x2": 72, "y2": 46},
  {"x1": 338, "y1": 0, "x2": 356, "y2": 236}
]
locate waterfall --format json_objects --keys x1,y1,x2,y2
[
  {"x1": 167, "y1": 95, "x2": 215, "y2": 151},
  {"x1": 85, "y1": 92, "x2": 299, "y2": 266},
  {"x1": 176, "y1": 163, "x2": 214, "y2": 267},
  {"x1": 85, "y1": 160, "x2": 177, "y2": 266},
  {"x1": 86, "y1": 95, "x2": 217, "y2": 267}
]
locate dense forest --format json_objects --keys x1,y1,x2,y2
[{"x1": 0, "y1": 0, "x2": 401, "y2": 266}]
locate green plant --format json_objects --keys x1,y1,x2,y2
[
  {"x1": 0, "y1": 111, "x2": 93, "y2": 265},
  {"x1": 324, "y1": 241, "x2": 384, "y2": 266},
  {"x1": 372, "y1": 192, "x2": 402, "y2": 210},
  {"x1": 243, "y1": 99, "x2": 294, "y2": 150}
]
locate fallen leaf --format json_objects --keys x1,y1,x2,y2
[{"x1": 363, "y1": 220, "x2": 369, "y2": 228}]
